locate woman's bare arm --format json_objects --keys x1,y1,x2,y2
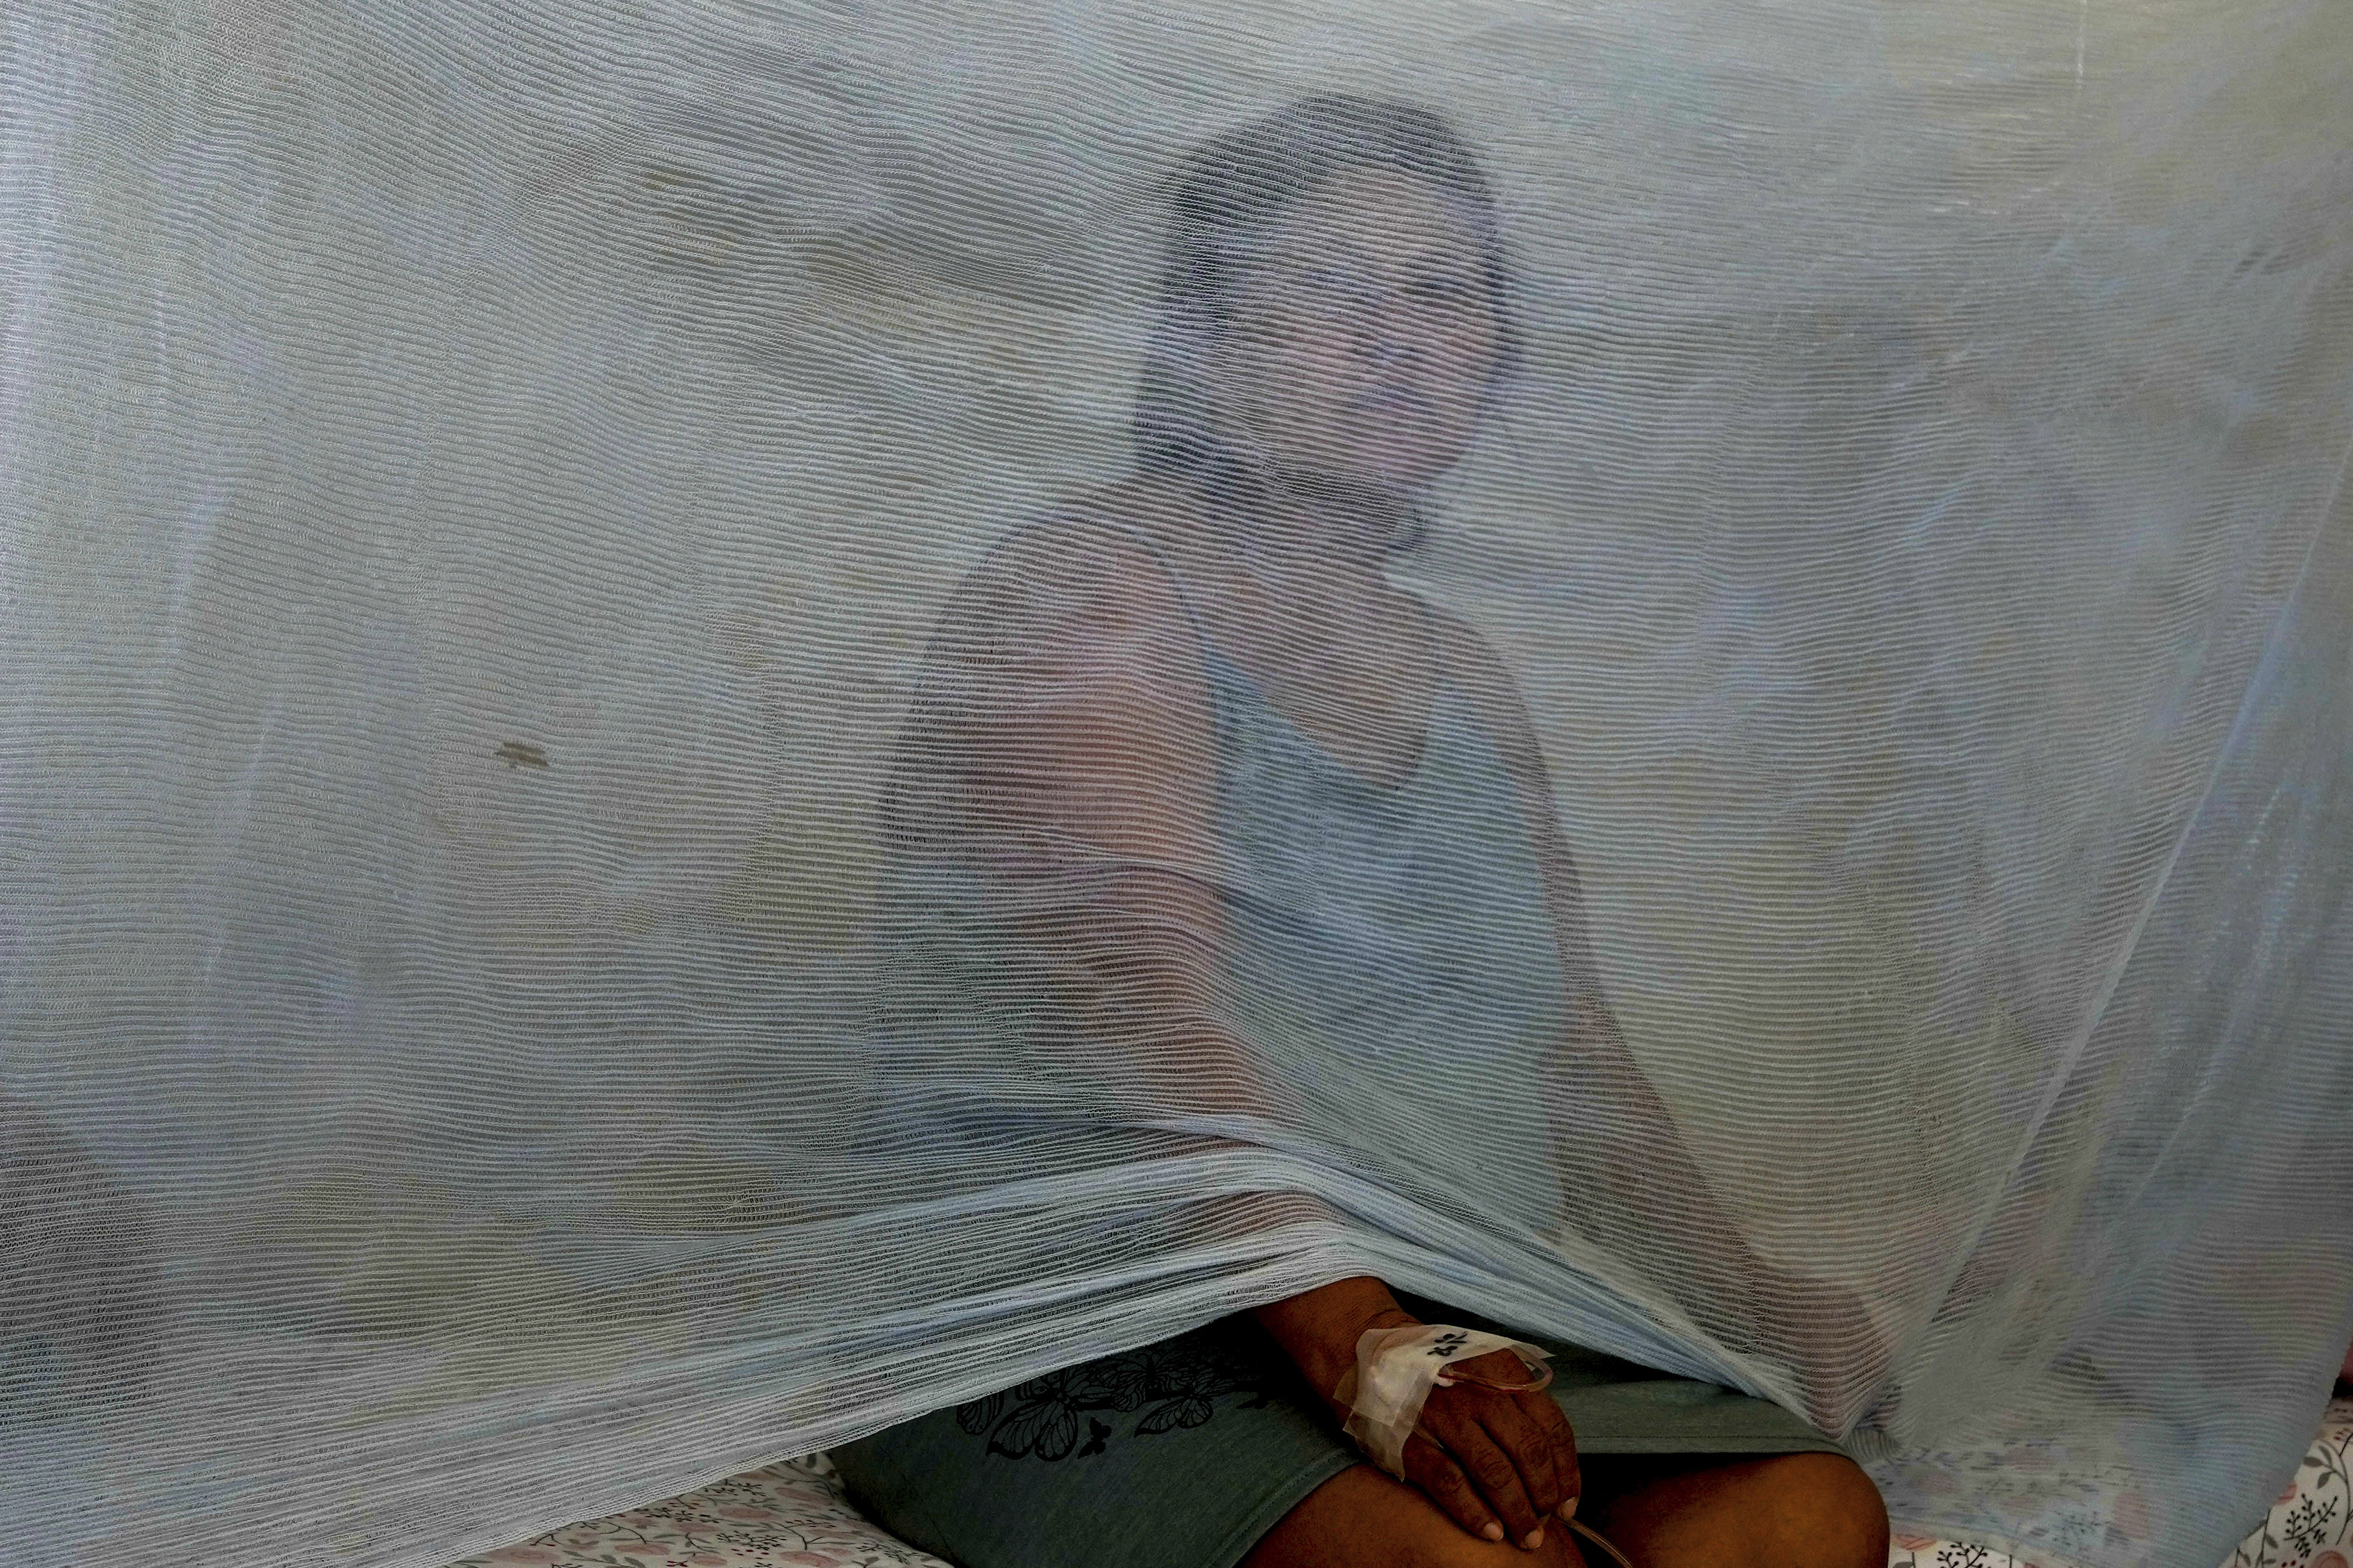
[
  {"x1": 891, "y1": 512, "x2": 1255, "y2": 1117},
  {"x1": 1429, "y1": 615, "x2": 1730, "y2": 1254},
  {"x1": 1434, "y1": 612, "x2": 1887, "y2": 1427}
]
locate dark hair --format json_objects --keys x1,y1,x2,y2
[{"x1": 1131, "y1": 94, "x2": 1523, "y2": 509}]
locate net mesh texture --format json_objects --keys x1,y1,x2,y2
[{"x1": 3, "y1": 1, "x2": 2351, "y2": 1565}]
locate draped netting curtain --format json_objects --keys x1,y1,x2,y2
[{"x1": 5, "y1": 1, "x2": 2351, "y2": 1565}]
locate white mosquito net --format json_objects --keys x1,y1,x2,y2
[{"x1": 4, "y1": 1, "x2": 2350, "y2": 1565}]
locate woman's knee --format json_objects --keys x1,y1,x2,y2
[
  {"x1": 1242, "y1": 1463, "x2": 1592, "y2": 1568},
  {"x1": 1749, "y1": 1453, "x2": 1889, "y2": 1568},
  {"x1": 1387, "y1": 1526, "x2": 1591, "y2": 1568},
  {"x1": 1593, "y1": 1450, "x2": 1886, "y2": 1568}
]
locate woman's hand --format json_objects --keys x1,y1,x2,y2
[
  {"x1": 1399, "y1": 1340, "x2": 1585, "y2": 1549},
  {"x1": 1252, "y1": 1278, "x2": 1582, "y2": 1551}
]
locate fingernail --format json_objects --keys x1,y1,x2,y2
[
  {"x1": 1482, "y1": 1522, "x2": 1505, "y2": 1542},
  {"x1": 1523, "y1": 1528, "x2": 1546, "y2": 1551},
  {"x1": 1556, "y1": 1495, "x2": 1578, "y2": 1520}
]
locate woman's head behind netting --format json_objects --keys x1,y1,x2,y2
[{"x1": 1133, "y1": 94, "x2": 1526, "y2": 499}]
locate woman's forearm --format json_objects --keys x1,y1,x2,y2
[{"x1": 1251, "y1": 1274, "x2": 1417, "y2": 1400}]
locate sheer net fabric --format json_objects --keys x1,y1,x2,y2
[{"x1": 3, "y1": 2, "x2": 2351, "y2": 1566}]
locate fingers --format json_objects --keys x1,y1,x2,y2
[
  {"x1": 1518, "y1": 1387, "x2": 1583, "y2": 1519},
  {"x1": 1443, "y1": 1352, "x2": 1581, "y2": 1522},
  {"x1": 1475, "y1": 1388, "x2": 1564, "y2": 1518},
  {"x1": 1400, "y1": 1429, "x2": 1515, "y2": 1546},
  {"x1": 1412, "y1": 1405, "x2": 1548, "y2": 1549}
]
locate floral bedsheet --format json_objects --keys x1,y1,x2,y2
[{"x1": 447, "y1": 1396, "x2": 2353, "y2": 1568}]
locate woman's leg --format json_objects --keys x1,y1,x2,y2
[
  {"x1": 1587, "y1": 1452, "x2": 1888, "y2": 1568},
  {"x1": 1242, "y1": 1462, "x2": 1593, "y2": 1568},
  {"x1": 1241, "y1": 1452, "x2": 1887, "y2": 1568}
]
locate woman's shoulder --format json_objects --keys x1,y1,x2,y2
[
  {"x1": 919, "y1": 477, "x2": 1208, "y2": 698},
  {"x1": 958, "y1": 477, "x2": 1203, "y2": 644}
]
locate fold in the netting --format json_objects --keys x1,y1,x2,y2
[{"x1": 1885, "y1": 429, "x2": 2353, "y2": 1380}]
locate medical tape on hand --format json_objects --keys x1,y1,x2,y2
[{"x1": 1333, "y1": 1323, "x2": 1555, "y2": 1481}]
